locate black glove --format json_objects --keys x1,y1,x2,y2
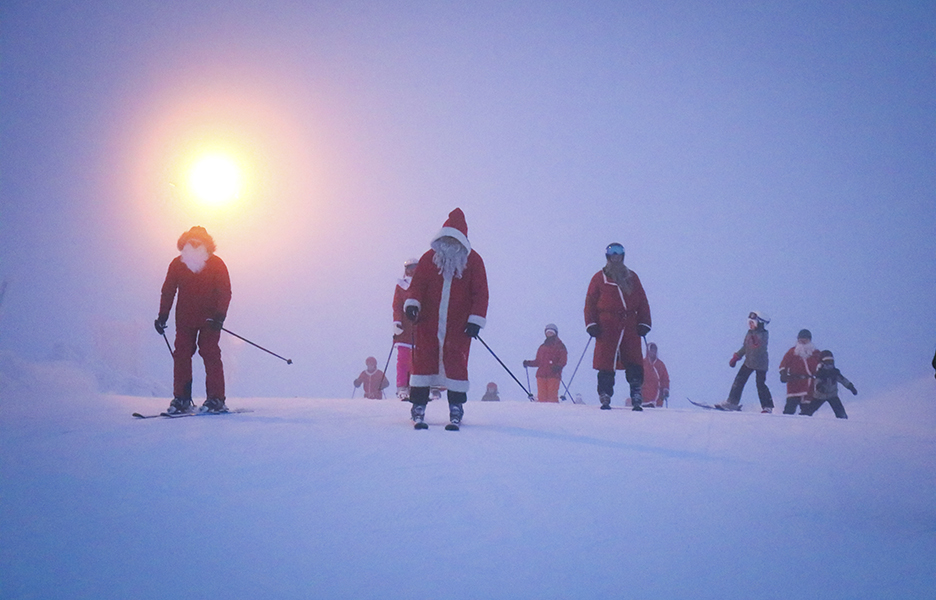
[
  {"x1": 779, "y1": 369, "x2": 789, "y2": 384},
  {"x1": 154, "y1": 318, "x2": 168, "y2": 335},
  {"x1": 405, "y1": 305, "x2": 419, "y2": 322},
  {"x1": 464, "y1": 322, "x2": 481, "y2": 338},
  {"x1": 848, "y1": 384, "x2": 857, "y2": 395},
  {"x1": 586, "y1": 324, "x2": 601, "y2": 338},
  {"x1": 207, "y1": 315, "x2": 224, "y2": 331},
  {"x1": 637, "y1": 323, "x2": 651, "y2": 337},
  {"x1": 522, "y1": 360, "x2": 534, "y2": 368}
]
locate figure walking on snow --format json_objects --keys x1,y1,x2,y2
[
  {"x1": 584, "y1": 242, "x2": 651, "y2": 411},
  {"x1": 523, "y1": 323, "x2": 568, "y2": 403},
  {"x1": 155, "y1": 226, "x2": 232, "y2": 414},
  {"x1": 800, "y1": 350, "x2": 855, "y2": 419},
  {"x1": 717, "y1": 311, "x2": 774, "y2": 412},
  {"x1": 404, "y1": 208, "x2": 489, "y2": 430},
  {"x1": 635, "y1": 341, "x2": 669, "y2": 408},
  {"x1": 353, "y1": 356, "x2": 390, "y2": 399},
  {"x1": 391, "y1": 258, "x2": 419, "y2": 400},
  {"x1": 779, "y1": 329, "x2": 821, "y2": 415}
]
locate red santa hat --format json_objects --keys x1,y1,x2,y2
[{"x1": 433, "y1": 208, "x2": 471, "y2": 253}]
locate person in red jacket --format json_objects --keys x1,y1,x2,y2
[
  {"x1": 155, "y1": 226, "x2": 232, "y2": 414},
  {"x1": 523, "y1": 323, "x2": 568, "y2": 403},
  {"x1": 391, "y1": 258, "x2": 418, "y2": 399},
  {"x1": 635, "y1": 342, "x2": 669, "y2": 407},
  {"x1": 404, "y1": 208, "x2": 489, "y2": 430},
  {"x1": 584, "y1": 242, "x2": 651, "y2": 411},
  {"x1": 779, "y1": 329, "x2": 821, "y2": 415},
  {"x1": 354, "y1": 356, "x2": 390, "y2": 399}
]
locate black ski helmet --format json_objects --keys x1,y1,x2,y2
[{"x1": 605, "y1": 242, "x2": 625, "y2": 258}]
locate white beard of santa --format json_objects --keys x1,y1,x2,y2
[
  {"x1": 431, "y1": 236, "x2": 468, "y2": 280},
  {"x1": 181, "y1": 242, "x2": 210, "y2": 273},
  {"x1": 794, "y1": 340, "x2": 816, "y2": 359}
]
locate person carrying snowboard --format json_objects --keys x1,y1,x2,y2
[
  {"x1": 404, "y1": 208, "x2": 489, "y2": 430},
  {"x1": 391, "y1": 258, "x2": 419, "y2": 400},
  {"x1": 800, "y1": 350, "x2": 855, "y2": 419},
  {"x1": 717, "y1": 311, "x2": 774, "y2": 412},
  {"x1": 779, "y1": 329, "x2": 821, "y2": 415},
  {"x1": 523, "y1": 323, "x2": 568, "y2": 403},
  {"x1": 584, "y1": 242, "x2": 651, "y2": 411},
  {"x1": 155, "y1": 226, "x2": 232, "y2": 414},
  {"x1": 353, "y1": 356, "x2": 390, "y2": 399}
]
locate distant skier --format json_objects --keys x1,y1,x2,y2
[
  {"x1": 779, "y1": 329, "x2": 821, "y2": 415},
  {"x1": 716, "y1": 311, "x2": 774, "y2": 412},
  {"x1": 404, "y1": 208, "x2": 489, "y2": 430},
  {"x1": 800, "y1": 350, "x2": 855, "y2": 419},
  {"x1": 353, "y1": 356, "x2": 390, "y2": 399},
  {"x1": 155, "y1": 226, "x2": 232, "y2": 414},
  {"x1": 392, "y1": 258, "x2": 419, "y2": 399},
  {"x1": 634, "y1": 341, "x2": 669, "y2": 408},
  {"x1": 523, "y1": 323, "x2": 568, "y2": 403},
  {"x1": 481, "y1": 382, "x2": 500, "y2": 401},
  {"x1": 584, "y1": 242, "x2": 651, "y2": 411}
]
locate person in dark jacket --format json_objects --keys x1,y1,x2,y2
[
  {"x1": 716, "y1": 311, "x2": 774, "y2": 412},
  {"x1": 523, "y1": 323, "x2": 568, "y2": 403},
  {"x1": 155, "y1": 226, "x2": 232, "y2": 414},
  {"x1": 801, "y1": 350, "x2": 856, "y2": 419}
]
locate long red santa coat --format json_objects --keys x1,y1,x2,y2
[
  {"x1": 778, "y1": 346, "x2": 820, "y2": 398},
  {"x1": 405, "y1": 241, "x2": 488, "y2": 394},
  {"x1": 584, "y1": 269, "x2": 651, "y2": 371},
  {"x1": 392, "y1": 277, "x2": 416, "y2": 348}
]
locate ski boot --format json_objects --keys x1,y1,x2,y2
[
  {"x1": 166, "y1": 397, "x2": 194, "y2": 415},
  {"x1": 411, "y1": 403, "x2": 428, "y2": 430},
  {"x1": 445, "y1": 402, "x2": 464, "y2": 431},
  {"x1": 599, "y1": 393, "x2": 612, "y2": 410},
  {"x1": 200, "y1": 397, "x2": 228, "y2": 413},
  {"x1": 714, "y1": 400, "x2": 742, "y2": 411}
]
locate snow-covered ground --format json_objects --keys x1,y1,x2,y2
[{"x1": 1, "y1": 358, "x2": 934, "y2": 600}]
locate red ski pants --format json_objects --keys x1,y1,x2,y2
[{"x1": 174, "y1": 323, "x2": 225, "y2": 400}]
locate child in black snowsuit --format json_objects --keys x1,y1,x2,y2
[
  {"x1": 716, "y1": 311, "x2": 774, "y2": 412},
  {"x1": 801, "y1": 350, "x2": 856, "y2": 419}
]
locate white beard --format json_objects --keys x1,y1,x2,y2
[
  {"x1": 431, "y1": 238, "x2": 469, "y2": 280},
  {"x1": 181, "y1": 243, "x2": 210, "y2": 273},
  {"x1": 794, "y1": 340, "x2": 816, "y2": 359}
]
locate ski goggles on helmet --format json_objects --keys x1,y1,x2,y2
[{"x1": 605, "y1": 243, "x2": 625, "y2": 256}]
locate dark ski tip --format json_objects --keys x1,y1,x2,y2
[{"x1": 414, "y1": 422, "x2": 429, "y2": 430}]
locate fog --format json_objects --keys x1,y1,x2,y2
[{"x1": 1, "y1": 1, "x2": 933, "y2": 403}]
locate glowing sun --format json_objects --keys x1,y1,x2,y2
[{"x1": 188, "y1": 154, "x2": 242, "y2": 206}]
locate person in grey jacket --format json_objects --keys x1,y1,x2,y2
[
  {"x1": 716, "y1": 311, "x2": 774, "y2": 412},
  {"x1": 801, "y1": 350, "x2": 855, "y2": 419}
]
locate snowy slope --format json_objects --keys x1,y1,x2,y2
[{"x1": 1, "y1": 361, "x2": 934, "y2": 600}]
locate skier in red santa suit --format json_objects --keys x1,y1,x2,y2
[
  {"x1": 584, "y1": 242, "x2": 651, "y2": 411},
  {"x1": 391, "y1": 258, "x2": 419, "y2": 399},
  {"x1": 155, "y1": 226, "x2": 232, "y2": 414},
  {"x1": 404, "y1": 208, "x2": 489, "y2": 429}
]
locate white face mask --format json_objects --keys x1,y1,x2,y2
[{"x1": 181, "y1": 242, "x2": 209, "y2": 273}]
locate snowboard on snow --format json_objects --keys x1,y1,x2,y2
[
  {"x1": 132, "y1": 408, "x2": 253, "y2": 419},
  {"x1": 687, "y1": 398, "x2": 741, "y2": 411}
]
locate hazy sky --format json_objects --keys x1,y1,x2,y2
[{"x1": 2, "y1": 1, "x2": 933, "y2": 403}]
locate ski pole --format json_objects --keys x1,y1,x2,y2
[
  {"x1": 221, "y1": 327, "x2": 293, "y2": 364},
  {"x1": 564, "y1": 337, "x2": 593, "y2": 391},
  {"x1": 524, "y1": 365, "x2": 532, "y2": 397},
  {"x1": 476, "y1": 335, "x2": 534, "y2": 401},
  {"x1": 380, "y1": 341, "x2": 396, "y2": 394},
  {"x1": 559, "y1": 377, "x2": 573, "y2": 402},
  {"x1": 161, "y1": 331, "x2": 175, "y2": 358}
]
